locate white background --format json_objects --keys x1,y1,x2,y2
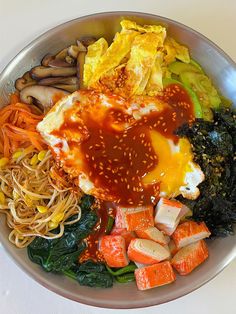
[{"x1": 0, "y1": 1, "x2": 236, "y2": 313}]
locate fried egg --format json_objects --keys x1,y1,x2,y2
[
  {"x1": 143, "y1": 131, "x2": 204, "y2": 199},
  {"x1": 37, "y1": 90, "x2": 204, "y2": 205}
]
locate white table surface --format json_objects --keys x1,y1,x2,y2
[{"x1": 0, "y1": 1, "x2": 236, "y2": 313}]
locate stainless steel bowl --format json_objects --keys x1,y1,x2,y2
[{"x1": 0, "y1": 12, "x2": 235, "y2": 309}]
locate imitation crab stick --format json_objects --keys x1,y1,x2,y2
[
  {"x1": 134, "y1": 262, "x2": 149, "y2": 268},
  {"x1": 100, "y1": 235, "x2": 129, "y2": 268},
  {"x1": 135, "y1": 261, "x2": 176, "y2": 291},
  {"x1": 110, "y1": 227, "x2": 136, "y2": 248},
  {"x1": 168, "y1": 239, "x2": 179, "y2": 256},
  {"x1": 128, "y1": 238, "x2": 170, "y2": 265},
  {"x1": 155, "y1": 221, "x2": 179, "y2": 236},
  {"x1": 135, "y1": 227, "x2": 169, "y2": 246},
  {"x1": 171, "y1": 240, "x2": 209, "y2": 275},
  {"x1": 125, "y1": 206, "x2": 154, "y2": 231},
  {"x1": 172, "y1": 221, "x2": 211, "y2": 249},
  {"x1": 155, "y1": 198, "x2": 182, "y2": 227}
]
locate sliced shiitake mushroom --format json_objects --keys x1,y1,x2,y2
[
  {"x1": 38, "y1": 76, "x2": 78, "y2": 86},
  {"x1": 15, "y1": 71, "x2": 37, "y2": 91},
  {"x1": 42, "y1": 47, "x2": 75, "y2": 68},
  {"x1": 41, "y1": 54, "x2": 54, "y2": 66},
  {"x1": 68, "y1": 45, "x2": 80, "y2": 59},
  {"x1": 55, "y1": 48, "x2": 69, "y2": 60},
  {"x1": 20, "y1": 85, "x2": 69, "y2": 109},
  {"x1": 52, "y1": 84, "x2": 78, "y2": 93},
  {"x1": 77, "y1": 51, "x2": 86, "y2": 89},
  {"x1": 30, "y1": 66, "x2": 77, "y2": 80},
  {"x1": 47, "y1": 58, "x2": 74, "y2": 68},
  {"x1": 15, "y1": 37, "x2": 95, "y2": 97},
  {"x1": 79, "y1": 37, "x2": 96, "y2": 47},
  {"x1": 76, "y1": 40, "x2": 87, "y2": 52},
  {"x1": 65, "y1": 55, "x2": 75, "y2": 65}
]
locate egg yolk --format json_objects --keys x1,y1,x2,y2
[{"x1": 143, "y1": 130, "x2": 193, "y2": 197}]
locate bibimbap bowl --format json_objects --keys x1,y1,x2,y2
[{"x1": 0, "y1": 12, "x2": 235, "y2": 309}]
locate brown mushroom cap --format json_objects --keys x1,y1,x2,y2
[
  {"x1": 38, "y1": 76, "x2": 78, "y2": 86},
  {"x1": 76, "y1": 40, "x2": 87, "y2": 52},
  {"x1": 77, "y1": 52, "x2": 86, "y2": 88},
  {"x1": 55, "y1": 48, "x2": 68, "y2": 60},
  {"x1": 68, "y1": 45, "x2": 80, "y2": 59},
  {"x1": 52, "y1": 84, "x2": 78, "y2": 93},
  {"x1": 41, "y1": 54, "x2": 54, "y2": 66},
  {"x1": 20, "y1": 85, "x2": 69, "y2": 108},
  {"x1": 79, "y1": 37, "x2": 96, "y2": 47},
  {"x1": 30, "y1": 66, "x2": 77, "y2": 80},
  {"x1": 47, "y1": 59, "x2": 74, "y2": 68},
  {"x1": 15, "y1": 77, "x2": 36, "y2": 91}
]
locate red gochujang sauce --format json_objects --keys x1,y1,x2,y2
[
  {"x1": 79, "y1": 200, "x2": 116, "y2": 263},
  {"x1": 79, "y1": 84, "x2": 194, "y2": 207},
  {"x1": 52, "y1": 85, "x2": 194, "y2": 262}
]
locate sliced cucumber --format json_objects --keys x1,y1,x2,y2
[
  {"x1": 189, "y1": 59, "x2": 204, "y2": 72},
  {"x1": 180, "y1": 71, "x2": 221, "y2": 120},
  {"x1": 168, "y1": 61, "x2": 202, "y2": 75},
  {"x1": 163, "y1": 77, "x2": 203, "y2": 118}
]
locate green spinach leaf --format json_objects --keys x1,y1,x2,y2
[
  {"x1": 64, "y1": 260, "x2": 113, "y2": 288},
  {"x1": 28, "y1": 195, "x2": 98, "y2": 272}
]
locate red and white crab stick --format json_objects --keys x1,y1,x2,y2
[
  {"x1": 128, "y1": 238, "x2": 170, "y2": 265},
  {"x1": 154, "y1": 198, "x2": 188, "y2": 236},
  {"x1": 100, "y1": 235, "x2": 129, "y2": 268},
  {"x1": 115, "y1": 206, "x2": 154, "y2": 231},
  {"x1": 135, "y1": 261, "x2": 176, "y2": 290},
  {"x1": 172, "y1": 221, "x2": 211, "y2": 249},
  {"x1": 171, "y1": 240, "x2": 209, "y2": 275},
  {"x1": 135, "y1": 226, "x2": 169, "y2": 246}
]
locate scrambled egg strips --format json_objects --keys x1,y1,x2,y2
[{"x1": 83, "y1": 19, "x2": 190, "y2": 97}]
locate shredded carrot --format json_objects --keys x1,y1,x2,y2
[{"x1": 0, "y1": 95, "x2": 46, "y2": 157}]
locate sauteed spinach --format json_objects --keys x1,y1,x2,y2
[
  {"x1": 64, "y1": 260, "x2": 113, "y2": 288},
  {"x1": 28, "y1": 195, "x2": 98, "y2": 272}
]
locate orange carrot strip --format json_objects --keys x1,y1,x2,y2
[{"x1": 0, "y1": 100, "x2": 45, "y2": 156}]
